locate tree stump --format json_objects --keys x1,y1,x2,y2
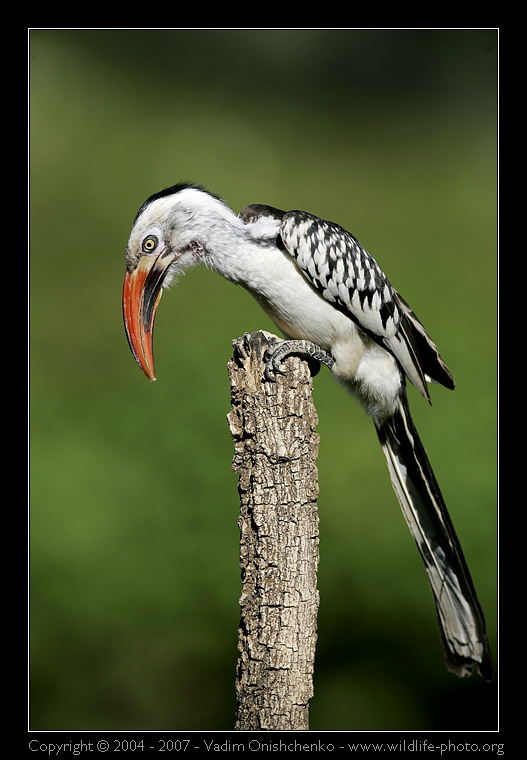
[{"x1": 227, "y1": 331, "x2": 320, "y2": 731}]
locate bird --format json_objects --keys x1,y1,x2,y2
[{"x1": 122, "y1": 181, "x2": 493, "y2": 680}]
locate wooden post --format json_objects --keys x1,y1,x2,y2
[{"x1": 227, "y1": 331, "x2": 320, "y2": 731}]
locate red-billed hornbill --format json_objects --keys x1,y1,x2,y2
[{"x1": 122, "y1": 182, "x2": 493, "y2": 680}]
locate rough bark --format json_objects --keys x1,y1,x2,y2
[{"x1": 227, "y1": 331, "x2": 320, "y2": 731}]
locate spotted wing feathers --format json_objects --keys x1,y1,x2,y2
[{"x1": 279, "y1": 211, "x2": 454, "y2": 399}]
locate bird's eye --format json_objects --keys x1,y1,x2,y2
[{"x1": 142, "y1": 235, "x2": 159, "y2": 253}]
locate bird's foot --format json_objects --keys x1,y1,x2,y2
[
  {"x1": 263, "y1": 339, "x2": 334, "y2": 382},
  {"x1": 232, "y1": 332, "x2": 253, "y2": 361},
  {"x1": 232, "y1": 331, "x2": 278, "y2": 363}
]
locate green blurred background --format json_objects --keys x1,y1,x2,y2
[{"x1": 29, "y1": 29, "x2": 497, "y2": 731}]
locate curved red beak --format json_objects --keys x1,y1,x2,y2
[{"x1": 122, "y1": 251, "x2": 175, "y2": 381}]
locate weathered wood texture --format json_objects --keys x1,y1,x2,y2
[{"x1": 227, "y1": 331, "x2": 320, "y2": 731}]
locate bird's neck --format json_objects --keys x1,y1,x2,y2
[{"x1": 196, "y1": 207, "x2": 281, "y2": 286}]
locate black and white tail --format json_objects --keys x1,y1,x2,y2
[{"x1": 376, "y1": 395, "x2": 493, "y2": 680}]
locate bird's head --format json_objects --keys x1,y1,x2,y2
[{"x1": 122, "y1": 183, "x2": 233, "y2": 381}]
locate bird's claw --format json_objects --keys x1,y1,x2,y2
[
  {"x1": 234, "y1": 335, "x2": 331, "y2": 382},
  {"x1": 263, "y1": 348, "x2": 285, "y2": 382}
]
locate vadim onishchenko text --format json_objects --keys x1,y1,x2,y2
[{"x1": 201, "y1": 739, "x2": 503, "y2": 755}]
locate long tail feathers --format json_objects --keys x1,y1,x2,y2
[{"x1": 375, "y1": 396, "x2": 493, "y2": 680}]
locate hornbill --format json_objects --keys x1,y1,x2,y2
[{"x1": 122, "y1": 182, "x2": 493, "y2": 680}]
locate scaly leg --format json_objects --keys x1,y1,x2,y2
[{"x1": 264, "y1": 339, "x2": 335, "y2": 381}]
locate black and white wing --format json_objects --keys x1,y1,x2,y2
[{"x1": 278, "y1": 210, "x2": 455, "y2": 400}]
